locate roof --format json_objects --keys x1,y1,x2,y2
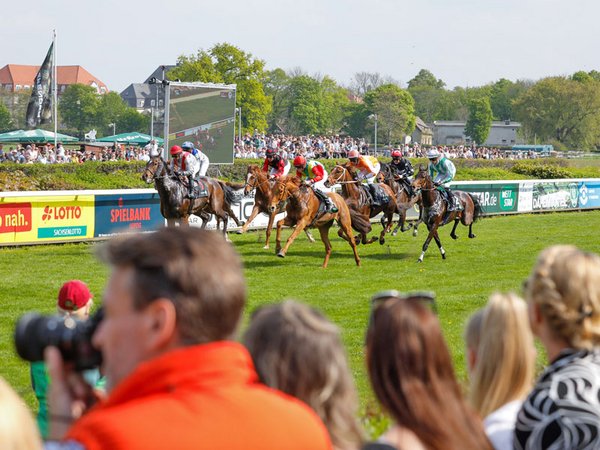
[
  {"x1": 433, "y1": 120, "x2": 521, "y2": 128},
  {"x1": 143, "y1": 65, "x2": 177, "y2": 83},
  {"x1": 414, "y1": 116, "x2": 432, "y2": 133},
  {"x1": 0, "y1": 64, "x2": 108, "y2": 92}
]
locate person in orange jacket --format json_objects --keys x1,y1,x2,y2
[{"x1": 45, "y1": 227, "x2": 332, "y2": 450}]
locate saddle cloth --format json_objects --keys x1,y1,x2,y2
[
  {"x1": 191, "y1": 178, "x2": 209, "y2": 198},
  {"x1": 361, "y1": 184, "x2": 389, "y2": 206}
]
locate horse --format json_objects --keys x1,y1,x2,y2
[
  {"x1": 324, "y1": 164, "x2": 397, "y2": 245},
  {"x1": 236, "y1": 164, "x2": 315, "y2": 249},
  {"x1": 377, "y1": 162, "x2": 424, "y2": 236},
  {"x1": 141, "y1": 155, "x2": 243, "y2": 238},
  {"x1": 411, "y1": 166, "x2": 482, "y2": 262},
  {"x1": 268, "y1": 175, "x2": 360, "y2": 268}
]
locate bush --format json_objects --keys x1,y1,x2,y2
[{"x1": 511, "y1": 162, "x2": 570, "y2": 179}]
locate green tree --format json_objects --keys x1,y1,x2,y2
[
  {"x1": 342, "y1": 102, "x2": 368, "y2": 137},
  {"x1": 513, "y1": 76, "x2": 600, "y2": 149},
  {"x1": 0, "y1": 101, "x2": 12, "y2": 132},
  {"x1": 407, "y1": 69, "x2": 445, "y2": 89},
  {"x1": 264, "y1": 68, "x2": 291, "y2": 132},
  {"x1": 489, "y1": 78, "x2": 529, "y2": 121},
  {"x1": 119, "y1": 108, "x2": 151, "y2": 134},
  {"x1": 58, "y1": 84, "x2": 100, "y2": 136},
  {"x1": 465, "y1": 97, "x2": 493, "y2": 144},
  {"x1": 169, "y1": 43, "x2": 272, "y2": 133},
  {"x1": 364, "y1": 84, "x2": 415, "y2": 145},
  {"x1": 287, "y1": 75, "x2": 321, "y2": 134},
  {"x1": 95, "y1": 92, "x2": 128, "y2": 135}
]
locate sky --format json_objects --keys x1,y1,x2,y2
[{"x1": 3, "y1": 0, "x2": 600, "y2": 93}]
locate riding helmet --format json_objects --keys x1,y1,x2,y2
[
  {"x1": 348, "y1": 149, "x2": 360, "y2": 159},
  {"x1": 293, "y1": 155, "x2": 306, "y2": 167},
  {"x1": 170, "y1": 145, "x2": 183, "y2": 155},
  {"x1": 181, "y1": 141, "x2": 194, "y2": 150},
  {"x1": 391, "y1": 150, "x2": 402, "y2": 158},
  {"x1": 426, "y1": 148, "x2": 441, "y2": 159},
  {"x1": 266, "y1": 148, "x2": 276, "y2": 156}
]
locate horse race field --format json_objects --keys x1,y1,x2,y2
[{"x1": 2, "y1": 209, "x2": 600, "y2": 432}]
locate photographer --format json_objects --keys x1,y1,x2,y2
[{"x1": 44, "y1": 228, "x2": 331, "y2": 449}]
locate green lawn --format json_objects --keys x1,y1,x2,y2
[{"x1": 2, "y1": 210, "x2": 600, "y2": 435}]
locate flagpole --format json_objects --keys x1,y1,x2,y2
[{"x1": 53, "y1": 29, "x2": 57, "y2": 148}]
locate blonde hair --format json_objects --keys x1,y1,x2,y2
[
  {"x1": 0, "y1": 377, "x2": 42, "y2": 450},
  {"x1": 469, "y1": 293, "x2": 536, "y2": 417},
  {"x1": 526, "y1": 245, "x2": 600, "y2": 349},
  {"x1": 244, "y1": 300, "x2": 363, "y2": 450}
]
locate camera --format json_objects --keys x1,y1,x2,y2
[{"x1": 14, "y1": 308, "x2": 103, "y2": 371}]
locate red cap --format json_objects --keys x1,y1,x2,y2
[
  {"x1": 57, "y1": 280, "x2": 92, "y2": 311},
  {"x1": 170, "y1": 145, "x2": 183, "y2": 156}
]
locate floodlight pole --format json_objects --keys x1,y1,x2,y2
[
  {"x1": 368, "y1": 114, "x2": 378, "y2": 155},
  {"x1": 236, "y1": 107, "x2": 242, "y2": 143}
]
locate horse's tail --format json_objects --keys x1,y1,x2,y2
[
  {"x1": 468, "y1": 193, "x2": 483, "y2": 221},
  {"x1": 348, "y1": 208, "x2": 371, "y2": 233},
  {"x1": 220, "y1": 182, "x2": 242, "y2": 205}
]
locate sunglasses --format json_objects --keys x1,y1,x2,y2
[{"x1": 370, "y1": 289, "x2": 437, "y2": 316}]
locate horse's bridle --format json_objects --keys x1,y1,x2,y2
[
  {"x1": 245, "y1": 171, "x2": 271, "y2": 193},
  {"x1": 329, "y1": 165, "x2": 359, "y2": 185}
]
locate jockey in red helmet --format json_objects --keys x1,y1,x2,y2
[
  {"x1": 389, "y1": 149, "x2": 415, "y2": 197},
  {"x1": 262, "y1": 148, "x2": 290, "y2": 179},
  {"x1": 293, "y1": 155, "x2": 338, "y2": 213},
  {"x1": 170, "y1": 145, "x2": 199, "y2": 198}
]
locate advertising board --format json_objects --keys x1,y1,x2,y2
[
  {"x1": 94, "y1": 193, "x2": 164, "y2": 237},
  {"x1": 452, "y1": 183, "x2": 519, "y2": 214}
]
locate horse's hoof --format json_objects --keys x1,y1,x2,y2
[
  {"x1": 417, "y1": 258, "x2": 423, "y2": 263},
  {"x1": 441, "y1": 253, "x2": 446, "y2": 260},
  {"x1": 392, "y1": 231, "x2": 398, "y2": 237},
  {"x1": 277, "y1": 251, "x2": 285, "y2": 258},
  {"x1": 379, "y1": 238, "x2": 385, "y2": 245},
  {"x1": 451, "y1": 234, "x2": 458, "y2": 240},
  {"x1": 236, "y1": 229, "x2": 244, "y2": 235},
  {"x1": 469, "y1": 234, "x2": 476, "y2": 239},
  {"x1": 263, "y1": 245, "x2": 270, "y2": 250},
  {"x1": 412, "y1": 230, "x2": 418, "y2": 237}
]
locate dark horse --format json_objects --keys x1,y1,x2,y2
[
  {"x1": 324, "y1": 164, "x2": 397, "y2": 245},
  {"x1": 377, "y1": 162, "x2": 424, "y2": 237},
  {"x1": 269, "y1": 175, "x2": 360, "y2": 268},
  {"x1": 411, "y1": 166, "x2": 482, "y2": 262},
  {"x1": 142, "y1": 155, "x2": 243, "y2": 238},
  {"x1": 236, "y1": 164, "x2": 314, "y2": 249}
]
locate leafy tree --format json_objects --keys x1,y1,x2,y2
[
  {"x1": 287, "y1": 75, "x2": 321, "y2": 134},
  {"x1": 513, "y1": 76, "x2": 600, "y2": 149},
  {"x1": 119, "y1": 108, "x2": 151, "y2": 134},
  {"x1": 263, "y1": 68, "x2": 291, "y2": 132},
  {"x1": 169, "y1": 43, "x2": 272, "y2": 133},
  {"x1": 0, "y1": 101, "x2": 12, "y2": 132},
  {"x1": 0, "y1": 90, "x2": 33, "y2": 130},
  {"x1": 407, "y1": 69, "x2": 445, "y2": 90},
  {"x1": 465, "y1": 97, "x2": 493, "y2": 144},
  {"x1": 364, "y1": 84, "x2": 415, "y2": 145},
  {"x1": 489, "y1": 78, "x2": 529, "y2": 121},
  {"x1": 342, "y1": 102, "x2": 368, "y2": 137},
  {"x1": 95, "y1": 92, "x2": 128, "y2": 135},
  {"x1": 58, "y1": 84, "x2": 100, "y2": 136}
]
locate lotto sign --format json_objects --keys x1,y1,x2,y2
[{"x1": 0, "y1": 195, "x2": 94, "y2": 244}]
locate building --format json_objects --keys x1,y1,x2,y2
[
  {"x1": 432, "y1": 120, "x2": 522, "y2": 147},
  {"x1": 411, "y1": 117, "x2": 433, "y2": 146},
  {"x1": 120, "y1": 65, "x2": 176, "y2": 110},
  {"x1": 0, "y1": 64, "x2": 108, "y2": 94}
]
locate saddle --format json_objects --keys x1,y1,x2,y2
[
  {"x1": 189, "y1": 177, "x2": 209, "y2": 198},
  {"x1": 361, "y1": 184, "x2": 389, "y2": 207}
]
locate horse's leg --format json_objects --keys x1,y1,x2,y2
[
  {"x1": 237, "y1": 205, "x2": 260, "y2": 234},
  {"x1": 337, "y1": 212, "x2": 361, "y2": 266},
  {"x1": 432, "y1": 229, "x2": 446, "y2": 260},
  {"x1": 305, "y1": 229, "x2": 316, "y2": 243},
  {"x1": 264, "y1": 212, "x2": 277, "y2": 250},
  {"x1": 417, "y1": 223, "x2": 437, "y2": 263},
  {"x1": 317, "y1": 223, "x2": 333, "y2": 268},
  {"x1": 450, "y1": 218, "x2": 460, "y2": 240},
  {"x1": 274, "y1": 216, "x2": 290, "y2": 254},
  {"x1": 277, "y1": 218, "x2": 310, "y2": 258}
]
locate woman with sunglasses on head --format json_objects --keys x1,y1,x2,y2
[
  {"x1": 465, "y1": 293, "x2": 536, "y2": 450},
  {"x1": 364, "y1": 291, "x2": 492, "y2": 450},
  {"x1": 244, "y1": 300, "x2": 364, "y2": 450},
  {"x1": 515, "y1": 246, "x2": 600, "y2": 450}
]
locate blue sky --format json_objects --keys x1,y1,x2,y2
[{"x1": 3, "y1": 0, "x2": 599, "y2": 92}]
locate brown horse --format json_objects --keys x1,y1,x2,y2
[
  {"x1": 142, "y1": 155, "x2": 243, "y2": 238},
  {"x1": 236, "y1": 164, "x2": 314, "y2": 249},
  {"x1": 411, "y1": 166, "x2": 482, "y2": 262},
  {"x1": 324, "y1": 164, "x2": 397, "y2": 245},
  {"x1": 376, "y1": 162, "x2": 424, "y2": 237},
  {"x1": 268, "y1": 175, "x2": 360, "y2": 268}
]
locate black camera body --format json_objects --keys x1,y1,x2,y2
[{"x1": 14, "y1": 308, "x2": 103, "y2": 371}]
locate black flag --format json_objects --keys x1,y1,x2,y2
[{"x1": 25, "y1": 42, "x2": 54, "y2": 128}]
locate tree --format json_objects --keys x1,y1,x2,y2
[
  {"x1": 364, "y1": 84, "x2": 415, "y2": 145},
  {"x1": 465, "y1": 97, "x2": 493, "y2": 145},
  {"x1": 0, "y1": 102, "x2": 12, "y2": 132},
  {"x1": 95, "y1": 92, "x2": 128, "y2": 135},
  {"x1": 58, "y1": 84, "x2": 100, "y2": 136},
  {"x1": 349, "y1": 72, "x2": 399, "y2": 97},
  {"x1": 263, "y1": 68, "x2": 291, "y2": 132},
  {"x1": 119, "y1": 108, "x2": 151, "y2": 134},
  {"x1": 169, "y1": 43, "x2": 272, "y2": 133},
  {"x1": 513, "y1": 76, "x2": 600, "y2": 149},
  {"x1": 407, "y1": 69, "x2": 445, "y2": 90}
]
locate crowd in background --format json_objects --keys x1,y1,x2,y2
[{"x1": 0, "y1": 133, "x2": 543, "y2": 165}]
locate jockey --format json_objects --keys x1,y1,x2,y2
[
  {"x1": 181, "y1": 141, "x2": 209, "y2": 176},
  {"x1": 427, "y1": 148, "x2": 459, "y2": 211},
  {"x1": 293, "y1": 155, "x2": 338, "y2": 213},
  {"x1": 262, "y1": 148, "x2": 290, "y2": 179},
  {"x1": 170, "y1": 145, "x2": 199, "y2": 199},
  {"x1": 390, "y1": 149, "x2": 414, "y2": 197},
  {"x1": 348, "y1": 149, "x2": 381, "y2": 206}
]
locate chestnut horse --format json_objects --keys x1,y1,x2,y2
[
  {"x1": 236, "y1": 164, "x2": 314, "y2": 249},
  {"x1": 324, "y1": 164, "x2": 397, "y2": 245},
  {"x1": 142, "y1": 155, "x2": 243, "y2": 237},
  {"x1": 377, "y1": 162, "x2": 424, "y2": 236},
  {"x1": 411, "y1": 166, "x2": 482, "y2": 262},
  {"x1": 269, "y1": 176, "x2": 360, "y2": 268}
]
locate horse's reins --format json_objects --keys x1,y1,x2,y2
[{"x1": 330, "y1": 166, "x2": 359, "y2": 185}]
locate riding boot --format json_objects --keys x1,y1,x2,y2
[
  {"x1": 446, "y1": 188, "x2": 457, "y2": 211},
  {"x1": 187, "y1": 175, "x2": 196, "y2": 199},
  {"x1": 368, "y1": 184, "x2": 380, "y2": 207},
  {"x1": 322, "y1": 191, "x2": 338, "y2": 213}
]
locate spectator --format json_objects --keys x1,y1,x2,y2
[
  {"x1": 30, "y1": 280, "x2": 101, "y2": 440},
  {"x1": 363, "y1": 290, "x2": 492, "y2": 450},
  {"x1": 515, "y1": 245, "x2": 600, "y2": 450},
  {"x1": 465, "y1": 293, "x2": 535, "y2": 450},
  {"x1": 244, "y1": 300, "x2": 363, "y2": 450},
  {"x1": 0, "y1": 376, "x2": 42, "y2": 450},
  {"x1": 45, "y1": 227, "x2": 331, "y2": 449}
]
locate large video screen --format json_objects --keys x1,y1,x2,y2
[{"x1": 166, "y1": 83, "x2": 236, "y2": 164}]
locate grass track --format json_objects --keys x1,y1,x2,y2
[{"x1": 2, "y1": 210, "x2": 600, "y2": 433}]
